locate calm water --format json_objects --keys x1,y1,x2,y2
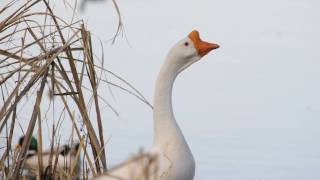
[
  {"x1": 103, "y1": 106, "x2": 320, "y2": 180},
  {"x1": 3, "y1": 111, "x2": 320, "y2": 180}
]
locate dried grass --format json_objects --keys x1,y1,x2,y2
[{"x1": 0, "y1": 0, "x2": 153, "y2": 179}]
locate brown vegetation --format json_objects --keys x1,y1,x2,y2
[{"x1": 0, "y1": 0, "x2": 152, "y2": 179}]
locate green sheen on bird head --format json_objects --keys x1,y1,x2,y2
[
  {"x1": 18, "y1": 136, "x2": 38, "y2": 151},
  {"x1": 30, "y1": 136, "x2": 37, "y2": 151}
]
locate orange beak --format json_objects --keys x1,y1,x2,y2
[{"x1": 188, "y1": 30, "x2": 219, "y2": 57}]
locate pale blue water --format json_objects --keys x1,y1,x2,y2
[{"x1": 103, "y1": 105, "x2": 320, "y2": 180}]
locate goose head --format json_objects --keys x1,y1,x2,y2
[{"x1": 167, "y1": 30, "x2": 219, "y2": 74}]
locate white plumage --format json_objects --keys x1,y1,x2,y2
[{"x1": 94, "y1": 30, "x2": 219, "y2": 180}]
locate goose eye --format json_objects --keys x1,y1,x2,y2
[{"x1": 184, "y1": 42, "x2": 189, "y2": 46}]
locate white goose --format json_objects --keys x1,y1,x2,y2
[{"x1": 94, "y1": 30, "x2": 219, "y2": 180}]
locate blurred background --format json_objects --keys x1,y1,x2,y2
[
  {"x1": 2, "y1": 0, "x2": 320, "y2": 179},
  {"x1": 78, "y1": 1, "x2": 320, "y2": 179}
]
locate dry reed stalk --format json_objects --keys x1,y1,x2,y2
[
  {"x1": 0, "y1": 0, "x2": 153, "y2": 179},
  {"x1": 37, "y1": 111, "x2": 44, "y2": 179},
  {"x1": 10, "y1": 67, "x2": 48, "y2": 179}
]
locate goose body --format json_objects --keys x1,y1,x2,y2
[{"x1": 94, "y1": 30, "x2": 219, "y2": 180}]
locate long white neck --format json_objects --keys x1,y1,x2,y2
[{"x1": 153, "y1": 53, "x2": 186, "y2": 146}]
